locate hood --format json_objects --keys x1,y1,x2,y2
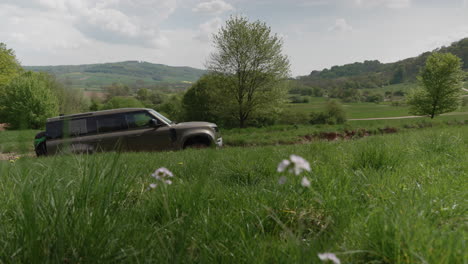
[{"x1": 173, "y1": 121, "x2": 217, "y2": 128}]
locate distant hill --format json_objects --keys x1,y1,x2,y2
[
  {"x1": 298, "y1": 37, "x2": 468, "y2": 90},
  {"x1": 24, "y1": 61, "x2": 206, "y2": 90}
]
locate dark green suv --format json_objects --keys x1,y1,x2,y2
[{"x1": 34, "y1": 108, "x2": 222, "y2": 156}]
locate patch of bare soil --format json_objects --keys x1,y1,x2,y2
[
  {"x1": 301, "y1": 127, "x2": 398, "y2": 142},
  {"x1": 0, "y1": 152, "x2": 35, "y2": 161},
  {"x1": 0, "y1": 123, "x2": 8, "y2": 131}
]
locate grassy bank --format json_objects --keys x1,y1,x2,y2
[{"x1": 0, "y1": 127, "x2": 466, "y2": 263}]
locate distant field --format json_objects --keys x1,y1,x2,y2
[
  {"x1": 288, "y1": 98, "x2": 410, "y2": 119},
  {"x1": 288, "y1": 95, "x2": 468, "y2": 119},
  {"x1": 0, "y1": 127, "x2": 466, "y2": 263}
]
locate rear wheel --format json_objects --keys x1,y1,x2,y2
[
  {"x1": 34, "y1": 131, "x2": 47, "y2": 157},
  {"x1": 35, "y1": 142, "x2": 47, "y2": 156}
]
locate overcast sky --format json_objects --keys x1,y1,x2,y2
[{"x1": 1, "y1": 0, "x2": 467, "y2": 76}]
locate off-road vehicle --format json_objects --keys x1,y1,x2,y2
[{"x1": 34, "y1": 108, "x2": 222, "y2": 156}]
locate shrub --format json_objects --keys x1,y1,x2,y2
[
  {"x1": 310, "y1": 100, "x2": 347, "y2": 125},
  {"x1": 0, "y1": 71, "x2": 59, "y2": 129}
]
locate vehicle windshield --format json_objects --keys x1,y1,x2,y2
[{"x1": 149, "y1": 109, "x2": 173, "y2": 124}]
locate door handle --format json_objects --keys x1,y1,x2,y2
[{"x1": 128, "y1": 134, "x2": 142, "y2": 138}]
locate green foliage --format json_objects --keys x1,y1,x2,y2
[
  {"x1": 103, "y1": 83, "x2": 131, "y2": 99},
  {"x1": 182, "y1": 74, "x2": 223, "y2": 123},
  {"x1": 407, "y1": 52, "x2": 463, "y2": 118},
  {"x1": 41, "y1": 74, "x2": 89, "y2": 114},
  {"x1": 102, "y1": 96, "x2": 144, "y2": 110},
  {"x1": 157, "y1": 94, "x2": 184, "y2": 122},
  {"x1": 208, "y1": 16, "x2": 290, "y2": 127},
  {"x1": 0, "y1": 43, "x2": 22, "y2": 88},
  {"x1": 310, "y1": 100, "x2": 347, "y2": 125},
  {"x1": 390, "y1": 64, "x2": 406, "y2": 84},
  {"x1": 0, "y1": 72, "x2": 59, "y2": 129}
]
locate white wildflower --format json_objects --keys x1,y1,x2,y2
[
  {"x1": 301, "y1": 177, "x2": 311, "y2": 187},
  {"x1": 277, "y1": 159, "x2": 291, "y2": 172},
  {"x1": 318, "y1": 252, "x2": 341, "y2": 264},
  {"x1": 290, "y1": 154, "x2": 311, "y2": 175},
  {"x1": 151, "y1": 167, "x2": 173, "y2": 180},
  {"x1": 149, "y1": 167, "x2": 174, "y2": 189}
]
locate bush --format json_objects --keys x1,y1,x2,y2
[
  {"x1": 310, "y1": 100, "x2": 347, "y2": 125},
  {"x1": 462, "y1": 97, "x2": 468, "y2": 107},
  {"x1": 0, "y1": 71, "x2": 59, "y2": 129}
]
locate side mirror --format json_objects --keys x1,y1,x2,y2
[{"x1": 150, "y1": 119, "x2": 163, "y2": 128}]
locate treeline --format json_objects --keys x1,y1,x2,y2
[
  {"x1": 297, "y1": 38, "x2": 468, "y2": 91},
  {"x1": 25, "y1": 61, "x2": 206, "y2": 86}
]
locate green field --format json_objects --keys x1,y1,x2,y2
[
  {"x1": 0, "y1": 127, "x2": 466, "y2": 263},
  {"x1": 288, "y1": 96, "x2": 468, "y2": 119}
]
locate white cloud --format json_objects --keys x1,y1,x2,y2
[
  {"x1": 1, "y1": 0, "x2": 178, "y2": 49},
  {"x1": 195, "y1": 17, "x2": 223, "y2": 42},
  {"x1": 355, "y1": 0, "x2": 411, "y2": 9},
  {"x1": 193, "y1": 0, "x2": 234, "y2": 15},
  {"x1": 329, "y1": 18, "x2": 353, "y2": 32}
]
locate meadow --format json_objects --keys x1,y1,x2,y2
[
  {"x1": 288, "y1": 96, "x2": 468, "y2": 119},
  {"x1": 0, "y1": 126, "x2": 466, "y2": 263}
]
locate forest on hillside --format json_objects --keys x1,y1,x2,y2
[{"x1": 297, "y1": 38, "x2": 468, "y2": 90}]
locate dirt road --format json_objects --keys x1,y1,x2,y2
[{"x1": 349, "y1": 112, "x2": 468, "y2": 121}]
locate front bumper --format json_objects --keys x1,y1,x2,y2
[{"x1": 216, "y1": 137, "x2": 223, "y2": 147}]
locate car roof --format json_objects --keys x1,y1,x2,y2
[{"x1": 47, "y1": 108, "x2": 151, "y2": 122}]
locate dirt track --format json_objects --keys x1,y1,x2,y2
[{"x1": 349, "y1": 112, "x2": 468, "y2": 121}]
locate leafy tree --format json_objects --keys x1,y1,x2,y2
[
  {"x1": 207, "y1": 16, "x2": 290, "y2": 127},
  {"x1": 0, "y1": 71, "x2": 59, "y2": 129},
  {"x1": 407, "y1": 52, "x2": 463, "y2": 118},
  {"x1": 182, "y1": 74, "x2": 222, "y2": 123},
  {"x1": 40, "y1": 73, "x2": 89, "y2": 114},
  {"x1": 103, "y1": 83, "x2": 131, "y2": 99},
  {"x1": 0, "y1": 43, "x2": 22, "y2": 88},
  {"x1": 102, "y1": 96, "x2": 144, "y2": 110}
]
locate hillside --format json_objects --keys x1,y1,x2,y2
[
  {"x1": 298, "y1": 37, "x2": 468, "y2": 90},
  {"x1": 25, "y1": 61, "x2": 206, "y2": 90}
]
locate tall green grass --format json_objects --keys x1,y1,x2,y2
[{"x1": 0, "y1": 127, "x2": 466, "y2": 263}]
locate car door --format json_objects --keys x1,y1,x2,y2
[
  {"x1": 95, "y1": 114, "x2": 129, "y2": 152},
  {"x1": 125, "y1": 111, "x2": 173, "y2": 151}
]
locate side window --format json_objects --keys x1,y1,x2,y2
[
  {"x1": 96, "y1": 114, "x2": 128, "y2": 133},
  {"x1": 69, "y1": 119, "x2": 87, "y2": 137},
  {"x1": 126, "y1": 112, "x2": 154, "y2": 129},
  {"x1": 46, "y1": 121, "x2": 64, "y2": 139},
  {"x1": 86, "y1": 117, "x2": 97, "y2": 135}
]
